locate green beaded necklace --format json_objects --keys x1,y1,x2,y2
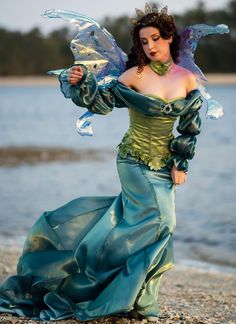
[{"x1": 149, "y1": 57, "x2": 173, "y2": 76}]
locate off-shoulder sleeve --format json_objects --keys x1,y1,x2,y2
[
  {"x1": 166, "y1": 95, "x2": 203, "y2": 172},
  {"x1": 58, "y1": 64, "x2": 126, "y2": 115}
]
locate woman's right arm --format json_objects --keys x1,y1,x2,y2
[{"x1": 59, "y1": 65, "x2": 126, "y2": 115}]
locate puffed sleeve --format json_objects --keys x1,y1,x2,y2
[
  {"x1": 58, "y1": 64, "x2": 126, "y2": 115},
  {"x1": 166, "y1": 95, "x2": 203, "y2": 172}
]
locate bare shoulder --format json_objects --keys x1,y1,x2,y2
[
  {"x1": 176, "y1": 65, "x2": 197, "y2": 92},
  {"x1": 118, "y1": 66, "x2": 140, "y2": 87}
]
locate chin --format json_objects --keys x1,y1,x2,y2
[{"x1": 149, "y1": 56, "x2": 161, "y2": 61}]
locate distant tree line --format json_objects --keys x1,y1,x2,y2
[
  {"x1": 0, "y1": 27, "x2": 73, "y2": 75},
  {"x1": 0, "y1": 0, "x2": 235, "y2": 75}
]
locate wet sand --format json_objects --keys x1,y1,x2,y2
[
  {"x1": 0, "y1": 74, "x2": 236, "y2": 86},
  {"x1": 0, "y1": 248, "x2": 235, "y2": 324},
  {"x1": 0, "y1": 147, "x2": 114, "y2": 166}
]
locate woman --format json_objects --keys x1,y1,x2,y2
[{"x1": 0, "y1": 7, "x2": 202, "y2": 322}]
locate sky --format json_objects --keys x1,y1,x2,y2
[{"x1": 0, "y1": 0, "x2": 228, "y2": 34}]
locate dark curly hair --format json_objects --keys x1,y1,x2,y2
[{"x1": 126, "y1": 13, "x2": 180, "y2": 72}]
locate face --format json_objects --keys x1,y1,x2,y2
[{"x1": 139, "y1": 26, "x2": 172, "y2": 63}]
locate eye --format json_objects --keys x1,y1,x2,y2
[
  {"x1": 152, "y1": 36, "x2": 160, "y2": 41},
  {"x1": 141, "y1": 39, "x2": 148, "y2": 45}
]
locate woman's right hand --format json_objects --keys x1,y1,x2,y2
[{"x1": 67, "y1": 66, "x2": 84, "y2": 85}]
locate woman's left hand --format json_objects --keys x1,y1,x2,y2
[{"x1": 171, "y1": 165, "x2": 187, "y2": 185}]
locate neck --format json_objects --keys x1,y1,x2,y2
[{"x1": 149, "y1": 57, "x2": 173, "y2": 76}]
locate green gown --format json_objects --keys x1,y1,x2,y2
[{"x1": 0, "y1": 66, "x2": 202, "y2": 321}]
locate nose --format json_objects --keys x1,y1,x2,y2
[{"x1": 147, "y1": 40, "x2": 155, "y2": 51}]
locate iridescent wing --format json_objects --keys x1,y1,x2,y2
[
  {"x1": 43, "y1": 9, "x2": 128, "y2": 136},
  {"x1": 43, "y1": 9, "x2": 127, "y2": 84},
  {"x1": 179, "y1": 24, "x2": 229, "y2": 81},
  {"x1": 179, "y1": 24, "x2": 229, "y2": 119}
]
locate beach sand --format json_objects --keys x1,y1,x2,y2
[
  {"x1": 0, "y1": 248, "x2": 235, "y2": 324},
  {"x1": 0, "y1": 74, "x2": 236, "y2": 86}
]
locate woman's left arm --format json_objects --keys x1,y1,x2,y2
[{"x1": 168, "y1": 73, "x2": 203, "y2": 185}]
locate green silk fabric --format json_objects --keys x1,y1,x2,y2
[{"x1": 119, "y1": 108, "x2": 177, "y2": 170}]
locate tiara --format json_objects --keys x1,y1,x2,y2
[{"x1": 130, "y1": 2, "x2": 169, "y2": 26}]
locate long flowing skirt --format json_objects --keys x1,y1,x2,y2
[{"x1": 0, "y1": 153, "x2": 176, "y2": 321}]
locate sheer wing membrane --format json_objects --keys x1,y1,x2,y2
[
  {"x1": 43, "y1": 9, "x2": 127, "y2": 84},
  {"x1": 178, "y1": 24, "x2": 229, "y2": 120},
  {"x1": 43, "y1": 9, "x2": 128, "y2": 136},
  {"x1": 179, "y1": 24, "x2": 229, "y2": 81}
]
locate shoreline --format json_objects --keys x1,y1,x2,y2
[
  {"x1": 0, "y1": 74, "x2": 236, "y2": 86},
  {"x1": 0, "y1": 248, "x2": 235, "y2": 323}
]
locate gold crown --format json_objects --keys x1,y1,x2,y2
[{"x1": 130, "y1": 2, "x2": 169, "y2": 25}]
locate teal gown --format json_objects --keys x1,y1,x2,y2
[{"x1": 0, "y1": 66, "x2": 203, "y2": 321}]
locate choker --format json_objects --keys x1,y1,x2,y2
[{"x1": 149, "y1": 57, "x2": 174, "y2": 76}]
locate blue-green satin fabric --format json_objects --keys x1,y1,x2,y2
[
  {"x1": 0, "y1": 154, "x2": 175, "y2": 321},
  {"x1": 59, "y1": 66, "x2": 203, "y2": 172}
]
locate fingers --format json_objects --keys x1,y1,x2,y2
[
  {"x1": 175, "y1": 175, "x2": 187, "y2": 185},
  {"x1": 173, "y1": 173, "x2": 187, "y2": 185},
  {"x1": 67, "y1": 66, "x2": 84, "y2": 85},
  {"x1": 70, "y1": 66, "x2": 83, "y2": 75},
  {"x1": 171, "y1": 167, "x2": 187, "y2": 186}
]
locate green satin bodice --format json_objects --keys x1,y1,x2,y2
[
  {"x1": 118, "y1": 108, "x2": 177, "y2": 170},
  {"x1": 59, "y1": 65, "x2": 203, "y2": 172}
]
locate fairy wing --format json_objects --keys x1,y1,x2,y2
[
  {"x1": 43, "y1": 9, "x2": 128, "y2": 136},
  {"x1": 43, "y1": 9, "x2": 127, "y2": 84},
  {"x1": 178, "y1": 24, "x2": 229, "y2": 81},
  {"x1": 179, "y1": 24, "x2": 229, "y2": 119}
]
